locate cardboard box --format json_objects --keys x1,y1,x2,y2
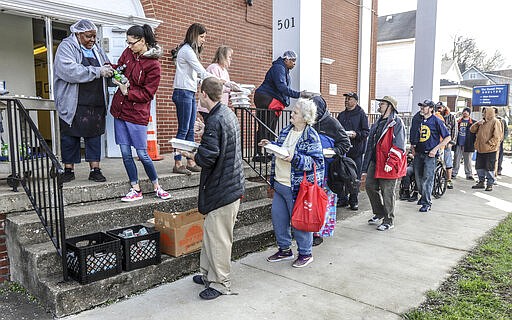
[{"x1": 154, "y1": 209, "x2": 205, "y2": 257}]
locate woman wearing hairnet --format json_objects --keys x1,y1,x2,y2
[{"x1": 54, "y1": 19, "x2": 114, "y2": 183}]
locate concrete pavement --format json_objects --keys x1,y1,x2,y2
[{"x1": 63, "y1": 158, "x2": 512, "y2": 320}]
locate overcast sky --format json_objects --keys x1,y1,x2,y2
[{"x1": 378, "y1": 0, "x2": 512, "y2": 68}]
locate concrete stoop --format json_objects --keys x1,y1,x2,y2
[{"x1": 4, "y1": 166, "x2": 275, "y2": 317}]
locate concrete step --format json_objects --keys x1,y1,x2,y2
[
  {"x1": 24, "y1": 220, "x2": 275, "y2": 317},
  {"x1": 11, "y1": 197, "x2": 272, "y2": 282},
  {"x1": 0, "y1": 164, "x2": 267, "y2": 214},
  {"x1": 6, "y1": 181, "x2": 269, "y2": 247}
]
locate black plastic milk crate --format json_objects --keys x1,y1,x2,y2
[
  {"x1": 65, "y1": 232, "x2": 122, "y2": 285},
  {"x1": 107, "y1": 225, "x2": 161, "y2": 271}
]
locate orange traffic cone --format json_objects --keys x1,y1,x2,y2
[{"x1": 147, "y1": 116, "x2": 164, "y2": 161}]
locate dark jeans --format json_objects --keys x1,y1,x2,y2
[
  {"x1": 60, "y1": 134, "x2": 101, "y2": 164},
  {"x1": 401, "y1": 166, "x2": 415, "y2": 190},
  {"x1": 253, "y1": 92, "x2": 279, "y2": 156},
  {"x1": 172, "y1": 88, "x2": 196, "y2": 161},
  {"x1": 339, "y1": 153, "x2": 363, "y2": 206},
  {"x1": 498, "y1": 141, "x2": 504, "y2": 172},
  {"x1": 413, "y1": 153, "x2": 436, "y2": 206}
]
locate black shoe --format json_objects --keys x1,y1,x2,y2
[
  {"x1": 399, "y1": 190, "x2": 410, "y2": 201},
  {"x1": 252, "y1": 154, "x2": 270, "y2": 163},
  {"x1": 472, "y1": 181, "x2": 485, "y2": 189},
  {"x1": 88, "y1": 168, "x2": 106, "y2": 182},
  {"x1": 485, "y1": 185, "x2": 493, "y2": 191},
  {"x1": 349, "y1": 204, "x2": 359, "y2": 211},
  {"x1": 199, "y1": 287, "x2": 222, "y2": 300},
  {"x1": 337, "y1": 200, "x2": 349, "y2": 208},
  {"x1": 466, "y1": 176, "x2": 475, "y2": 181},
  {"x1": 312, "y1": 236, "x2": 323, "y2": 247},
  {"x1": 61, "y1": 170, "x2": 75, "y2": 183},
  {"x1": 192, "y1": 275, "x2": 205, "y2": 285},
  {"x1": 408, "y1": 192, "x2": 418, "y2": 202}
]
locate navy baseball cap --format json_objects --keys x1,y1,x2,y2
[{"x1": 418, "y1": 99, "x2": 435, "y2": 108}]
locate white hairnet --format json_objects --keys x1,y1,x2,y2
[
  {"x1": 70, "y1": 19, "x2": 97, "y2": 33},
  {"x1": 281, "y1": 50, "x2": 297, "y2": 60}
]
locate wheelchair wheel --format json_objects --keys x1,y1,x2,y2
[
  {"x1": 432, "y1": 163, "x2": 447, "y2": 198},
  {"x1": 399, "y1": 176, "x2": 416, "y2": 200}
]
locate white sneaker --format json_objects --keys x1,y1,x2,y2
[
  {"x1": 155, "y1": 187, "x2": 171, "y2": 200},
  {"x1": 121, "y1": 188, "x2": 143, "y2": 202}
]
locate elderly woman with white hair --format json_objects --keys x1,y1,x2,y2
[{"x1": 258, "y1": 98, "x2": 324, "y2": 268}]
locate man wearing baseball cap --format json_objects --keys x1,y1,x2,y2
[
  {"x1": 413, "y1": 99, "x2": 451, "y2": 212},
  {"x1": 336, "y1": 91, "x2": 369, "y2": 210},
  {"x1": 361, "y1": 96, "x2": 406, "y2": 231}
]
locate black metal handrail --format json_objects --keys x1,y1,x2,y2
[
  {"x1": 1, "y1": 98, "x2": 67, "y2": 281},
  {"x1": 234, "y1": 107, "x2": 414, "y2": 185}
]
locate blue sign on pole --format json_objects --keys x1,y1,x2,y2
[{"x1": 472, "y1": 84, "x2": 509, "y2": 106}]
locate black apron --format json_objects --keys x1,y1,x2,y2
[{"x1": 60, "y1": 53, "x2": 106, "y2": 137}]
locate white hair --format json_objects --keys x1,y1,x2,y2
[{"x1": 294, "y1": 98, "x2": 317, "y2": 126}]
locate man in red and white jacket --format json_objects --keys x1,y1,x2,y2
[{"x1": 361, "y1": 96, "x2": 407, "y2": 231}]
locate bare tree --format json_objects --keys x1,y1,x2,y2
[{"x1": 449, "y1": 35, "x2": 504, "y2": 72}]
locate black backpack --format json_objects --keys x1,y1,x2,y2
[{"x1": 328, "y1": 155, "x2": 358, "y2": 194}]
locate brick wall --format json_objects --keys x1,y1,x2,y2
[
  {"x1": 0, "y1": 213, "x2": 9, "y2": 282},
  {"x1": 141, "y1": 0, "x2": 375, "y2": 153}
]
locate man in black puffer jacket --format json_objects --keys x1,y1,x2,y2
[{"x1": 182, "y1": 77, "x2": 245, "y2": 300}]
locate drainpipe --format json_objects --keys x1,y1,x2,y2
[{"x1": 45, "y1": 16, "x2": 58, "y2": 156}]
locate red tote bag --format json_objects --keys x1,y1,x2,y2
[{"x1": 291, "y1": 164, "x2": 329, "y2": 232}]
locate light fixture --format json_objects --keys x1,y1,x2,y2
[
  {"x1": 321, "y1": 57, "x2": 335, "y2": 65},
  {"x1": 246, "y1": 0, "x2": 253, "y2": 6},
  {"x1": 33, "y1": 46, "x2": 47, "y2": 55}
]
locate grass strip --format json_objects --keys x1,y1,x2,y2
[{"x1": 404, "y1": 213, "x2": 512, "y2": 320}]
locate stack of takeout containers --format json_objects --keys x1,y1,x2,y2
[{"x1": 230, "y1": 84, "x2": 255, "y2": 108}]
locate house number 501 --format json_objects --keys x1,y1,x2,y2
[{"x1": 277, "y1": 17, "x2": 295, "y2": 30}]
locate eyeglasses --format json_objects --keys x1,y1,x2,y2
[{"x1": 126, "y1": 38, "x2": 142, "y2": 46}]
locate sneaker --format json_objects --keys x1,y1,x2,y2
[
  {"x1": 368, "y1": 215, "x2": 382, "y2": 225},
  {"x1": 485, "y1": 185, "x2": 493, "y2": 191},
  {"x1": 497, "y1": 171, "x2": 502, "y2": 176},
  {"x1": 466, "y1": 176, "x2": 475, "y2": 181},
  {"x1": 337, "y1": 200, "x2": 349, "y2": 208},
  {"x1": 292, "y1": 254, "x2": 314, "y2": 268},
  {"x1": 472, "y1": 181, "x2": 485, "y2": 189},
  {"x1": 155, "y1": 187, "x2": 171, "y2": 200},
  {"x1": 88, "y1": 168, "x2": 106, "y2": 182},
  {"x1": 408, "y1": 193, "x2": 418, "y2": 202},
  {"x1": 61, "y1": 169, "x2": 75, "y2": 183},
  {"x1": 376, "y1": 223, "x2": 394, "y2": 231},
  {"x1": 419, "y1": 204, "x2": 431, "y2": 212},
  {"x1": 349, "y1": 204, "x2": 359, "y2": 211},
  {"x1": 446, "y1": 180, "x2": 453, "y2": 189},
  {"x1": 267, "y1": 248, "x2": 294, "y2": 262},
  {"x1": 186, "y1": 165, "x2": 202, "y2": 172},
  {"x1": 121, "y1": 188, "x2": 143, "y2": 202},
  {"x1": 312, "y1": 236, "x2": 323, "y2": 247}
]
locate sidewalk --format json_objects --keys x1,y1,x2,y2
[{"x1": 63, "y1": 157, "x2": 512, "y2": 320}]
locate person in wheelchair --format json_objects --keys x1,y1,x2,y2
[
  {"x1": 412, "y1": 100, "x2": 451, "y2": 212},
  {"x1": 399, "y1": 148, "x2": 418, "y2": 201}
]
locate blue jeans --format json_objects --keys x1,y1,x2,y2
[
  {"x1": 61, "y1": 134, "x2": 101, "y2": 164},
  {"x1": 476, "y1": 169, "x2": 495, "y2": 186},
  {"x1": 172, "y1": 88, "x2": 196, "y2": 161},
  {"x1": 413, "y1": 153, "x2": 436, "y2": 206},
  {"x1": 271, "y1": 181, "x2": 313, "y2": 256},
  {"x1": 119, "y1": 144, "x2": 158, "y2": 186}
]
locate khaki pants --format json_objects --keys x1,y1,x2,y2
[{"x1": 200, "y1": 199, "x2": 240, "y2": 293}]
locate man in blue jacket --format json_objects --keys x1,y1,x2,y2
[
  {"x1": 336, "y1": 92, "x2": 369, "y2": 210},
  {"x1": 252, "y1": 50, "x2": 311, "y2": 162}
]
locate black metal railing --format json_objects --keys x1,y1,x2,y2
[
  {"x1": 234, "y1": 107, "x2": 414, "y2": 185},
  {"x1": 1, "y1": 98, "x2": 67, "y2": 281}
]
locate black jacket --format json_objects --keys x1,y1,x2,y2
[
  {"x1": 195, "y1": 103, "x2": 245, "y2": 214},
  {"x1": 313, "y1": 97, "x2": 351, "y2": 156},
  {"x1": 336, "y1": 105, "x2": 369, "y2": 158}
]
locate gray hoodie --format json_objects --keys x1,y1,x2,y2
[{"x1": 53, "y1": 33, "x2": 110, "y2": 125}]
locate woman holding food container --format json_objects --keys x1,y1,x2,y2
[{"x1": 257, "y1": 98, "x2": 324, "y2": 268}]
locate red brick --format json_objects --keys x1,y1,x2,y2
[
  {"x1": 140, "y1": 0, "x2": 374, "y2": 152},
  {"x1": 0, "y1": 267, "x2": 10, "y2": 275}
]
